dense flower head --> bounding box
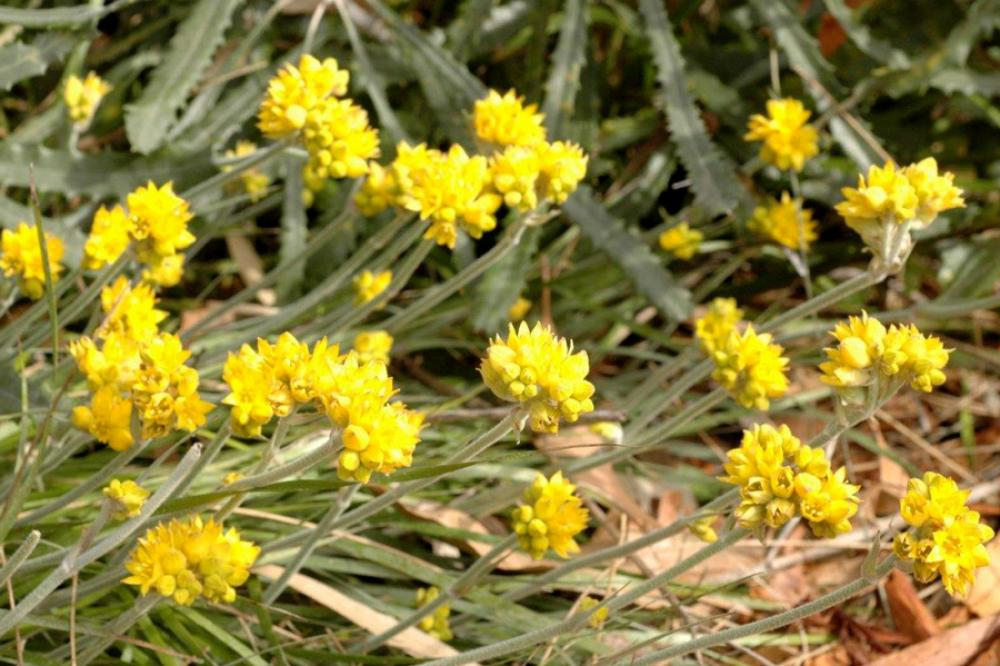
[224,141,271,202]
[131,333,213,439]
[103,479,149,520]
[902,157,965,226]
[836,161,917,230]
[301,97,379,189]
[473,89,546,148]
[658,222,703,260]
[142,253,185,288]
[124,515,260,606]
[352,269,392,305]
[535,140,588,204]
[84,205,132,270]
[721,424,859,537]
[72,384,134,451]
[353,330,393,364]
[127,181,195,262]
[893,472,994,597]
[480,322,595,433]
[488,145,540,212]
[710,325,789,410]
[257,55,349,139]
[694,297,744,355]
[64,71,111,125]
[1,222,65,300]
[688,515,718,543]
[354,162,398,217]
[98,277,166,343]
[336,399,424,483]
[416,587,453,641]
[70,331,143,392]
[512,472,589,559]
[744,98,819,172]
[749,192,818,251]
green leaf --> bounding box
[942,0,1000,65]
[0,0,134,28]
[124,0,243,154]
[471,226,540,333]
[938,238,1000,300]
[542,0,589,139]
[637,0,748,216]
[928,68,1000,97]
[278,153,308,300]
[822,0,909,69]
[563,186,691,321]
[173,73,269,154]
[607,148,677,221]
[0,34,77,93]
[447,0,494,62]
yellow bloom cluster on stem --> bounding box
[744,98,819,172]
[353,330,393,364]
[720,424,860,537]
[103,479,149,520]
[710,325,789,410]
[64,71,111,126]
[124,515,259,606]
[416,587,453,640]
[658,222,702,260]
[222,332,422,483]
[749,192,817,251]
[352,269,392,306]
[893,472,994,597]
[481,322,595,433]
[0,222,65,300]
[694,297,744,355]
[512,472,589,559]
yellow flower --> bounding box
[658,222,702,260]
[64,71,111,125]
[336,399,423,483]
[352,269,392,305]
[1,222,65,300]
[72,384,134,451]
[835,161,917,231]
[131,333,213,439]
[354,162,398,217]
[257,331,316,404]
[902,157,964,227]
[488,145,540,212]
[126,181,196,262]
[222,343,288,438]
[694,297,744,355]
[795,465,860,538]
[589,421,623,444]
[97,277,166,343]
[103,479,150,520]
[312,349,394,428]
[257,55,349,139]
[749,192,818,251]
[301,97,379,186]
[224,141,271,202]
[535,140,587,204]
[124,515,260,606]
[512,471,589,559]
[70,331,143,392]
[710,325,789,410]
[480,322,595,433]
[744,98,819,172]
[416,587,453,641]
[688,515,718,543]
[473,89,546,148]
[508,296,532,321]
[84,205,132,270]
[222,471,244,486]
[893,472,994,597]
[353,330,393,364]
[580,596,609,629]
[141,253,185,288]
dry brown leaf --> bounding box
[885,569,939,642]
[225,233,275,306]
[868,614,1000,666]
[255,564,475,662]
[968,540,1000,617]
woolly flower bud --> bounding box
[64,71,111,125]
[473,89,546,148]
[416,587,453,641]
[744,98,819,172]
[658,222,703,260]
[893,472,994,598]
[103,479,149,520]
[710,325,789,410]
[512,472,589,559]
[480,322,595,433]
[694,297,744,355]
[1,221,65,300]
[749,192,817,251]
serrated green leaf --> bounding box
[471,226,540,333]
[563,186,691,321]
[0,34,77,93]
[607,148,677,221]
[928,68,1000,97]
[173,72,270,154]
[942,0,1000,65]
[542,0,588,139]
[278,153,307,300]
[822,0,909,69]
[0,0,135,28]
[638,0,748,216]
[124,0,243,154]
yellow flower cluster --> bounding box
[710,326,789,410]
[720,424,859,537]
[103,479,149,520]
[819,313,950,403]
[473,89,546,147]
[416,587,453,641]
[83,181,196,288]
[64,71,111,125]
[658,222,703,260]
[352,269,392,306]
[749,192,818,251]
[694,297,744,355]
[123,515,260,606]
[131,333,214,439]
[512,472,589,559]
[744,98,819,172]
[893,472,994,597]
[222,332,422,483]
[353,330,393,364]
[835,159,964,270]
[481,322,595,433]
[224,141,271,202]
[688,515,719,544]
[257,55,378,205]
[0,222,65,300]
[579,596,609,629]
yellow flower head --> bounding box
[70,330,143,392]
[694,297,744,355]
[353,330,393,365]
[512,471,589,559]
[98,277,166,343]
[72,384,134,451]
[580,596,609,629]
[131,333,214,439]
[535,141,588,204]
[141,253,185,288]
[354,162,399,217]
[744,98,819,172]
[337,399,423,483]
[301,97,379,186]
[312,349,394,428]
[658,222,703,260]
[257,55,349,139]
[84,205,132,270]
[416,587,453,641]
[124,515,260,606]
[489,145,541,212]
[224,141,271,202]
[473,89,546,148]
[103,479,150,520]
[688,515,718,543]
[893,472,994,598]
[749,192,818,251]
[902,157,965,227]
[835,161,918,230]
[1,222,65,300]
[710,325,789,410]
[480,322,595,433]
[126,181,196,262]
[508,296,532,321]
[64,71,111,125]
[353,269,392,305]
